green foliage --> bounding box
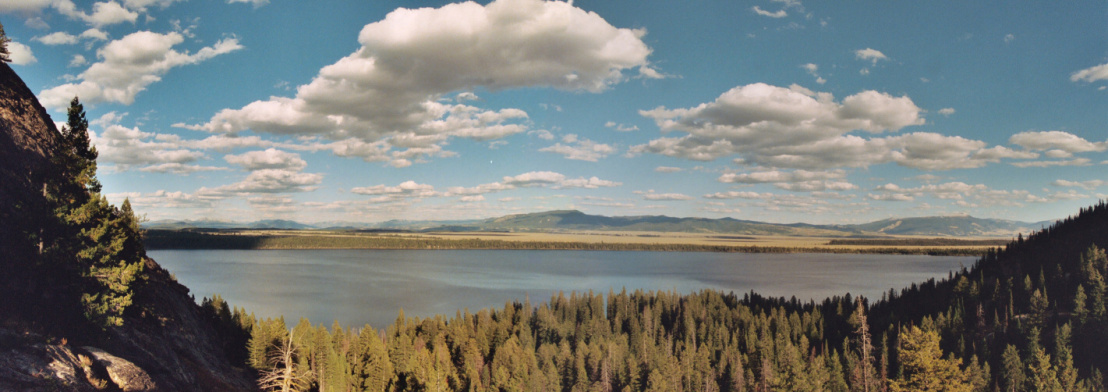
[0,21,10,63]
[39,97,144,330]
[888,326,971,391]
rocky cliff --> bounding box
[0,63,255,391]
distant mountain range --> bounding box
[143,210,1055,237]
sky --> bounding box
[2,0,1106,225]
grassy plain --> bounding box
[144,229,1010,256]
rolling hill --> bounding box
[143,210,1054,237]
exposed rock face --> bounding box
[0,63,255,390]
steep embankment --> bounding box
[0,63,253,390]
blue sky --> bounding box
[3,0,1106,225]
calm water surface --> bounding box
[149,250,974,328]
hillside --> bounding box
[849,214,1051,237]
[0,62,253,390]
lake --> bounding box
[148,249,975,328]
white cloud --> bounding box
[69,54,88,67]
[633,83,927,167]
[1011,158,1092,168]
[6,42,36,65]
[91,123,207,169]
[529,129,555,140]
[752,6,787,18]
[137,162,227,174]
[605,121,638,132]
[0,0,53,12]
[1004,34,1015,43]
[855,48,888,64]
[718,170,856,192]
[199,169,323,196]
[719,169,844,184]
[460,195,486,202]
[106,190,217,210]
[79,28,109,41]
[654,166,682,173]
[227,0,269,7]
[224,148,307,171]
[1053,179,1106,189]
[34,31,79,45]
[639,191,693,201]
[938,108,955,116]
[39,31,243,109]
[444,171,620,197]
[801,63,825,84]
[703,191,773,200]
[634,84,1039,171]
[180,0,656,165]
[556,176,621,189]
[1070,63,1108,83]
[539,134,615,161]
[352,180,439,198]
[1009,130,1107,153]
[867,193,914,202]
[121,0,182,11]
[53,1,139,27]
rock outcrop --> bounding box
[0,63,255,390]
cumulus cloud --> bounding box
[53,1,139,27]
[938,108,955,116]
[34,31,79,45]
[6,42,36,65]
[855,48,888,64]
[199,169,323,196]
[39,31,243,109]
[91,123,207,169]
[655,166,682,173]
[539,134,615,161]
[224,148,308,171]
[69,54,88,67]
[179,0,656,165]
[106,190,217,210]
[1009,131,1107,153]
[632,83,1035,171]
[1071,63,1108,83]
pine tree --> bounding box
[888,326,971,392]
[41,97,143,329]
[1000,345,1025,392]
[0,21,11,63]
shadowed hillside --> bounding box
[0,61,253,390]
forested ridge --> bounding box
[204,201,1108,391]
[1,44,252,389]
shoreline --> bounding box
[144,229,1000,256]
